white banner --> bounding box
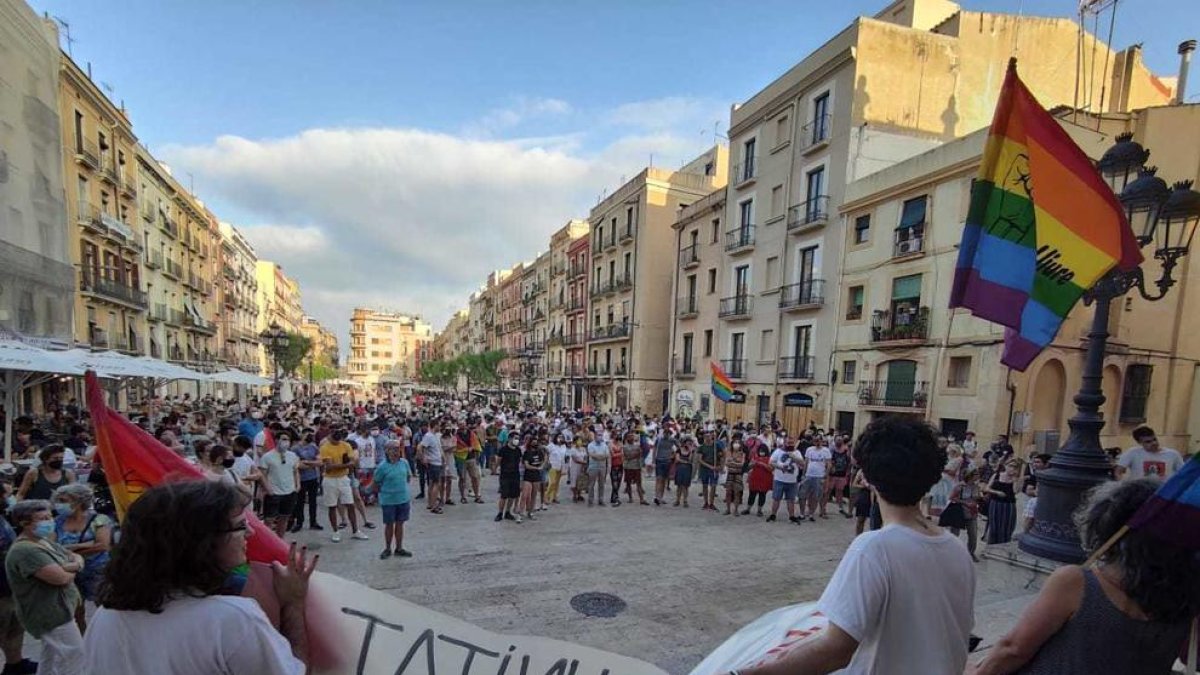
[301,572,669,675]
[687,603,827,675]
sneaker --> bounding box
[352,531,370,541]
[416,492,426,500]
[331,533,342,543]
[309,523,324,531]
[525,513,536,521]
[379,549,392,560]
[789,516,800,524]
[494,513,504,522]
[766,515,776,522]
[503,512,517,521]
[741,509,752,515]
[363,521,377,530]
[513,514,523,523]
[288,524,302,533]
[808,516,816,522]
[653,498,661,506]
[397,549,413,558]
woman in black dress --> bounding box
[984,459,1019,545]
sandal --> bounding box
[474,497,485,504]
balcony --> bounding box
[720,358,747,381]
[613,275,633,293]
[718,294,753,320]
[679,243,700,269]
[552,262,567,277]
[676,295,699,319]
[893,227,926,258]
[871,307,930,344]
[120,174,137,199]
[88,327,108,348]
[74,140,100,170]
[564,364,586,378]
[778,279,825,311]
[778,356,816,380]
[148,303,168,323]
[788,196,830,233]
[800,114,832,154]
[77,202,104,234]
[587,364,612,378]
[858,380,929,409]
[150,341,162,359]
[569,264,586,280]
[590,281,611,297]
[185,313,217,336]
[168,345,185,363]
[100,160,119,186]
[144,249,162,270]
[562,332,586,347]
[673,356,696,379]
[160,216,179,239]
[846,306,864,321]
[78,269,147,309]
[619,227,635,244]
[116,334,144,355]
[732,157,756,186]
[724,226,755,254]
[567,297,586,313]
[590,323,631,342]
[168,309,185,327]
[613,362,628,376]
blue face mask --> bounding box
[54,503,73,517]
[32,520,54,539]
[4,496,14,510]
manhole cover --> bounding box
[569,592,626,617]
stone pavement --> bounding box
[293,473,1044,674]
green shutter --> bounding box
[891,274,922,300]
[899,197,926,229]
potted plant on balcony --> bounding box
[912,389,928,408]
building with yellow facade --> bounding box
[346,308,433,389]
[217,222,260,372]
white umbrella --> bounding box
[0,340,86,460]
[205,368,271,386]
[131,357,206,381]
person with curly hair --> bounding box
[966,478,1200,674]
[83,481,317,675]
[733,415,974,675]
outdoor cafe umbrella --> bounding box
[0,340,86,461]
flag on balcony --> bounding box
[83,371,346,669]
[711,361,734,402]
[1127,454,1200,550]
[949,59,1142,371]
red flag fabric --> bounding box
[84,371,346,669]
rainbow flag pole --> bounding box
[949,58,1142,371]
[710,361,734,403]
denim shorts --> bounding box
[655,460,672,479]
[699,466,720,486]
[381,502,411,524]
[772,480,798,502]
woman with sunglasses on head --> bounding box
[84,481,317,675]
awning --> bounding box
[205,368,270,386]
[0,340,86,375]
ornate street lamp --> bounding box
[259,322,290,402]
[1022,135,1200,563]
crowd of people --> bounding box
[0,390,1193,674]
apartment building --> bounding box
[668,187,727,420]
[300,315,339,368]
[255,261,302,374]
[432,309,470,365]
[519,252,550,397]
[346,308,433,388]
[217,222,260,372]
[585,145,727,414]
[58,53,146,354]
[706,0,1176,429]
[559,235,591,409]
[545,220,590,410]
[831,102,1200,454]
[0,0,72,346]
[468,270,508,356]
[496,263,524,386]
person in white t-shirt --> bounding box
[259,432,301,538]
[1115,426,1184,481]
[800,436,832,522]
[766,444,805,525]
[733,416,974,675]
[84,480,314,675]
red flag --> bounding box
[85,371,347,669]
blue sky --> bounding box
[27,0,1198,344]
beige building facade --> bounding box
[545,220,590,410]
[216,222,260,373]
[831,102,1200,455]
[255,261,302,375]
[701,0,1176,431]
[346,308,433,389]
[585,146,727,414]
[300,315,339,368]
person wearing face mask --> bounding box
[651,428,678,506]
[51,484,111,634]
[5,499,86,675]
[16,446,75,502]
[0,484,36,675]
[495,435,523,523]
[259,433,301,539]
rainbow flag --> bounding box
[1128,455,1200,549]
[949,60,1142,371]
[711,361,734,402]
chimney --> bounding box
[1178,40,1197,105]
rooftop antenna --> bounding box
[100,82,114,96]
[53,16,74,57]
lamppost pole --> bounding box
[1021,134,1200,563]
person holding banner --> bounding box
[967,479,1200,674]
[85,481,316,675]
[733,416,973,675]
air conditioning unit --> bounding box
[1033,430,1061,455]
[897,238,923,254]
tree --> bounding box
[418,359,459,389]
[275,332,313,377]
[455,350,505,399]
[308,362,339,381]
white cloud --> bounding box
[464,96,574,138]
[160,96,724,345]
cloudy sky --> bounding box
[29,0,1194,354]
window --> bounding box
[733,265,750,295]
[797,246,817,284]
[711,218,720,243]
[707,268,717,294]
[73,111,83,151]
[947,356,971,388]
[759,329,774,359]
[842,360,857,384]
[1120,365,1153,423]
[682,333,694,364]
[806,166,825,201]
[371,337,381,344]
[811,92,830,144]
[686,274,697,299]
[770,185,784,218]
[623,252,632,278]
[741,138,756,181]
[625,206,634,232]
[775,114,790,147]
[730,332,745,361]
[847,285,865,320]
[371,351,379,358]
[703,329,713,357]
[896,196,927,255]
[890,274,923,322]
[791,325,812,360]
[595,225,603,248]
[766,256,781,288]
[854,214,871,244]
